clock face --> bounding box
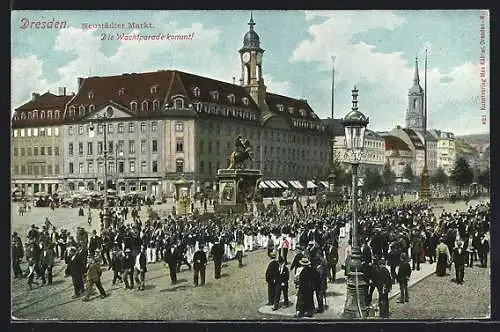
[242,52,250,63]
[256,53,262,64]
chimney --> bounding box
[31,92,40,101]
[77,77,84,91]
[58,87,67,96]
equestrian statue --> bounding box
[227,135,253,169]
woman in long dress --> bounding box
[435,238,450,276]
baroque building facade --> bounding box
[11,15,330,197]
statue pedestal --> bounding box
[215,169,262,215]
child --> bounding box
[27,258,39,290]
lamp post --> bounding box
[342,86,369,319]
[89,107,114,228]
[115,143,124,195]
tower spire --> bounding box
[413,56,420,84]
[249,11,255,30]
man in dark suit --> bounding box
[396,253,411,303]
[164,244,178,285]
[290,246,305,274]
[134,246,147,291]
[327,241,339,283]
[410,232,423,271]
[88,230,102,258]
[361,238,372,266]
[265,253,279,306]
[122,248,135,289]
[478,234,490,268]
[66,247,85,298]
[453,241,466,284]
[193,244,207,287]
[273,256,290,310]
[11,233,24,278]
[210,238,224,279]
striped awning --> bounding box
[265,181,278,188]
[289,180,304,189]
[306,180,317,189]
[258,181,269,189]
[320,181,329,187]
[277,180,289,188]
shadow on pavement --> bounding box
[220,273,229,278]
[143,284,157,290]
[159,285,189,292]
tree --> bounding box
[363,168,383,193]
[450,157,474,193]
[382,162,396,189]
[403,164,415,183]
[430,167,448,186]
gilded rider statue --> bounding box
[227,135,253,169]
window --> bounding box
[78,143,83,155]
[152,161,158,172]
[175,121,184,132]
[211,91,219,101]
[47,147,52,156]
[242,97,249,106]
[228,94,235,103]
[27,128,32,136]
[129,161,136,172]
[130,101,137,111]
[47,127,52,136]
[54,127,59,136]
[193,86,200,97]
[78,125,84,135]
[69,162,74,174]
[174,98,184,109]
[97,141,103,154]
[141,140,146,153]
[98,162,103,173]
[21,113,26,120]
[107,123,114,133]
[176,159,184,173]
[88,91,94,99]
[118,123,124,133]
[176,139,184,153]
[87,142,93,155]
[39,128,46,136]
[34,146,39,156]
[200,140,204,153]
[118,140,124,153]
[68,143,73,156]
[13,147,18,156]
[141,161,147,173]
[54,164,60,174]
[129,122,135,133]
[68,126,74,136]
[151,121,157,132]
[108,141,114,154]
[21,165,26,175]
[87,161,93,173]
[208,142,212,153]
[208,161,212,174]
[199,161,204,174]
[141,101,149,111]
[34,165,39,175]
[20,147,25,156]
[140,122,146,132]
[79,105,85,116]
[108,161,115,173]
[13,129,18,137]
[118,161,124,173]
[216,141,220,154]
[33,110,38,119]
[150,85,158,94]
[98,124,104,134]
[152,140,158,152]
[78,163,83,174]
[55,110,60,118]
[89,104,95,112]
[153,100,160,111]
[14,165,19,175]
[119,88,125,96]
[129,140,135,154]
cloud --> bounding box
[11,55,48,109]
[265,75,291,96]
[289,11,488,134]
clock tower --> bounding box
[405,57,424,131]
[239,13,267,107]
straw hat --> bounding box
[299,257,311,266]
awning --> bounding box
[288,181,300,189]
[277,180,289,188]
[264,181,277,188]
[259,182,269,189]
[320,181,329,187]
[306,180,317,189]
[271,180,283,189]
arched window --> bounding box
[69,105,76,116]
[78,105,85,116]
[193,86,200,97]
[21,112,26,120]
[242,97,249,106]
[28,112,32,119]
[141,100,149,111]
[118,88,125,96]
[47,110,53,119]
[210,91,219,101]
[130,101,138,111]
[150,85,158,94]
[227,94,235,104]
[88,91,94,99]
[89,104,95,112]
[174,98,184,110]
[33,110,38,119]
[152,99,160,111]
[40,110,45,119]
[277,104,284,112]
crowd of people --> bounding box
[11,196,490,319]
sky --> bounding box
[11,10,490,136]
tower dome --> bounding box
[242,13,260,49]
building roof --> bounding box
[266,93,325,132]
[12,92,72,128]
[366,129,384,141]
[384,135,411,151]
[402,128,425,150]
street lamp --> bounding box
[89,106,114,228]
[342,86,369,319]
[115,143,124,195]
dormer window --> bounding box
[299,109,306,117]
[242,97,249,106]
[193,87,201,97]
[47,110,53,119]
[79,105,85,116]
[89,104,95,112]
[118,88,125,96]
[40,111,45,119]
[153,99,160,111]
[141,100,149,111]
[210,91,219,102]
[277,104,284,112]
[174,98,184,110]
[288,107,294,114]
[32,110,38,119]
[21,112,26,120]
[130,101,138,111]
[69,105,76,114]
[150,85,158,94]
[28,112,32,119]
[88,91,94,99]
[227,94,236,104]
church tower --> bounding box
[239,13,267,107]
[405,57,424,131]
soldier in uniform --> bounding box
[210,238,224,279]
[193,244,207,287]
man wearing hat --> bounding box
[294,257,314,318]
[290,245,306,274]
[12,232,24,279]
[265,252,279,306]
[375,258,392,318]
[28,224,40,243]
[122,248,135,289]
[82,256,107,301]
[133,246,147,291]
[396,253,411,303]
[273,256,290,310]
[193,244,207,287]
[40,243,56,285]
[66,246,85,298]
[453,240,466,284]
[109,242,124,285]
[478,233,490,268]
[210,238,224,279]
[164,244,179,285]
